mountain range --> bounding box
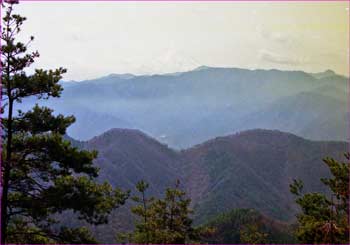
[66,128,348,243]
[18,65,348,242]
[22,66,348,149]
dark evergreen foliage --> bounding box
[290,153,349,244]
[119,180,198,244]
[0,2,128,243]
[198,208,296,244]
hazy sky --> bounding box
[10,1,350,81]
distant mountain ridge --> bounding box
[22,66,348,148]
[65,128,348,242]
[61,67,344,84]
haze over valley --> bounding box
[3,1,349,243]
[39,66,348,242]
[21,66,348,149]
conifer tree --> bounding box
[290,153,349,244]
[121,180,197,244]
[0,1,128,243]
[240,223,268,244]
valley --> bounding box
[66,128,348,243]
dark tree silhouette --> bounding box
[0,1,128,243]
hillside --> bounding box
[237,92,347,141]
[182,129,347,224]
[63,128,185,242]
[64,128,348,242]
[21,66,348,148]
[85,128,183,195]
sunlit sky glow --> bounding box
[8,1,350,80]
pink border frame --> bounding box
[0,0,349,244]
[8,0,350,1]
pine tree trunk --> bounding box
[1,11,14,241]
[1,96,13,245]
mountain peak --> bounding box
[106,73,135,79]
[310,69,336,79]
[321,69,336,77]
[192,129,305,150]
[86,128,177,153]
[324,69,335,74]
[97,127,145,137]
[193,65,212,71]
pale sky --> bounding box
[8,1,350,81]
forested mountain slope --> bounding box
[65,128,348,242]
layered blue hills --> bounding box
[21,66,348,148]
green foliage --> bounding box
[0,1,128,243]
[56,227,99,244]
[199,208,296,244]
[240,223,268,244]
[290,153,349,244]
[290,179,303,196]
[129,180,154,243]
[120,180,198,244]
[7,218,98,244]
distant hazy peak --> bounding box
[193,128,305,147]
[86,127,167,145]
[310,69,336,79]
[232,128,298,137]
[324,69,336,74]
[65,66,344,83]
[105,73,136,79]
[94,127,145,138]
[193,65,212,71]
